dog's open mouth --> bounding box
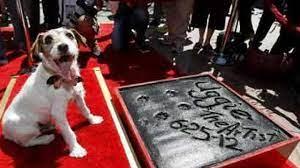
[46,54,81,88]
[53,54,75,80]
[55,54,75,64]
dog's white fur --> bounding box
[1,27,103,158]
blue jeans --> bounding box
[112,3,149,50]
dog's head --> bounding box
[31,28,87,86]
[32,27,86,63]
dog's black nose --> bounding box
[58,43,69,53]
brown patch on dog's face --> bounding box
[70,28,87,47]
[31,28,84,81]
[31,33,44,57]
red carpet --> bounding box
[224,150,296,168]
[0,24,297,168]
[0,70,131,168]
[0,25,135,168]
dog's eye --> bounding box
[45,36,53,44]
[65,32,74,40]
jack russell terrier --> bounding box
[1,27,103,158]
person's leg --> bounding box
[191,0,209,48]
[112,3,131,51]
[162,1,177,44]
[42,0,60,29]
[131,7,149,46]
[270,29,290,54]
[239,0,255,38]
[5,0,25,49]
[251,8,275,48]
[198,28,206,46]
[203,0,227,48]
[203,15,215,50]
[151,2,163,26]
[112,17,129,50]
[174,0,194,44]
[172,0,194,53]
[23,0,40,40]
[203,28,215,47]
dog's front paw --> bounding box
[89,115,104,125]
[69,144,87,158]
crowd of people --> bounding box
[0,0,299,84]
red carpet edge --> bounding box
[93,67,140,168]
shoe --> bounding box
[160,37,173,46]
[137,43,151,54]
[242,32,255,41]
[193,42,203,51]
[249,40,262,49]
[202,44,213,52]
[171,43,183,54]
[92,44,103,58]
[0,57,8,65]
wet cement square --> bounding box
[119,75,291,168]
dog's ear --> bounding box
[70,29,87,47]
[31,33,44,56]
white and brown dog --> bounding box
[1,27,103,158]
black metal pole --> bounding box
[220,0,239,53]
[213,0,240,65]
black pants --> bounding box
[42,0,60,29]
[271,29,300,55]
[191,0,230,30]
[112,3,149,50]
[6,0,40,42]
[251,0,285,47]
[239,0,256,36]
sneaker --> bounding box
[0,57,8,65]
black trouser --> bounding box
[271,29,300,55]
[239,0,256,36]
[6,0,40,42]
[191,0,230,30]
[42,0,60,29]
[112,3,149,50]
[251,0,285,47]
[251,9,275,47]
[153,2,163,22]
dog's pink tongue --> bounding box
[59,62,73,81]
